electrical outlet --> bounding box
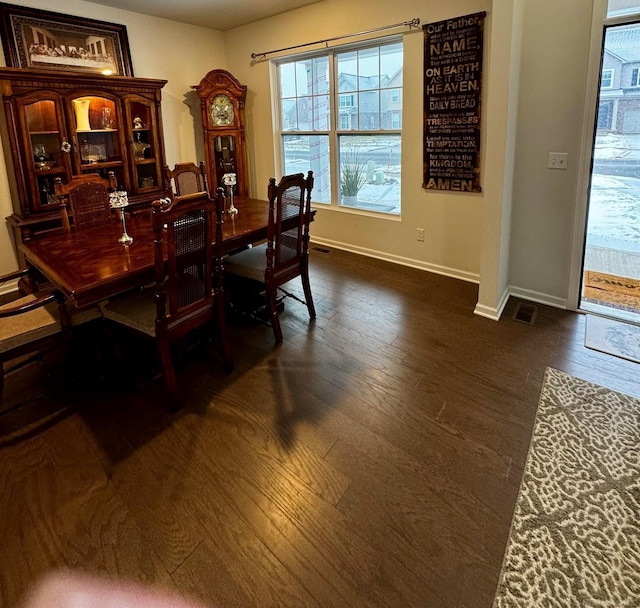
[417,228,425,242]
[548,152,568,169]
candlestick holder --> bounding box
[222,172,238,216]
[109,190,133,244]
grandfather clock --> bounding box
[194,69,248,197]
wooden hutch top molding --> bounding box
[0,67,167,94]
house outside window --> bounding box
[275,38,403,214]
[597,100,615,129]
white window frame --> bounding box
[339,94,355,107]
[339,113,351,129]
[601,67,614,87]
[272,36,403,216]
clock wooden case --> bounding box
[194,69,248,197]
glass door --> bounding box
[581,17,640,323]
[69,94,125,188]
[123,96,162,194]
[21,95,70,211]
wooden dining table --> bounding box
[20,196,308,310]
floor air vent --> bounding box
[513,302,538,325]
[311,246,332,254]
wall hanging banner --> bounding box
[423,12,485,192]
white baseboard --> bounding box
[309,237,480,284]
[508,286,569,310]
[474,287,511,321]
[309,239,571,320]
[0,279,19,297]
[474,287,568,320]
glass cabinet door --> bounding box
[22,95,70,211]
[123,96,161,194]
[69,94,125,188]
[1,68,167,234]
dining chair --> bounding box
[52,172,120,323]
[165,162,209,197]
[224,171,315,343]
[0,268,69,403]
[54,172,118,232]
[100,188,232,408]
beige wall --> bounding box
[0,0,602,318]
[222,0,597,316]
[224,0,489,289]
[510,0,594,306]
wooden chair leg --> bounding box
[156,339,179,408]
[215,295,233,371]
[266,286,283,343]
[301,268,316,319]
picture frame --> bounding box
[0,2,133,76]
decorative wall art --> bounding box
[0,2,133,76]
[423,12,485,192]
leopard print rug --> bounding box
[492,367,640,607]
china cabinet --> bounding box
[0,67,167,257]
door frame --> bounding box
[569,0,640,310]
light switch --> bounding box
[548,152,568,169]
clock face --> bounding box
[211,94,234,126]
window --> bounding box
[276,39,403,215]
[339,114,351,129]
[608,0,640,17]
[597,100,614,129]
[632,67,640,86]
[601,68,614,88]
[339,94,355,107]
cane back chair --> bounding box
[224,171,315,343]
[54,172,117,232]
[100,188,232,407]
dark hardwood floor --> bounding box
[1,247,638,608]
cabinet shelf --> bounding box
[77,128,118,134]
[80,160,123,170]
[34,165,64,175]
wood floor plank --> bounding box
[171,540,258,608]
[2,248,638,608]
[134,408,382,607]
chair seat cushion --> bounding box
[101,289,156,336]
[0,295,61,353]
[69,304,103,326]
[224,243,267,282]
[101,273,209,337]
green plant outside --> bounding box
[340,149,368,197]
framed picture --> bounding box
[0,2,133,76]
